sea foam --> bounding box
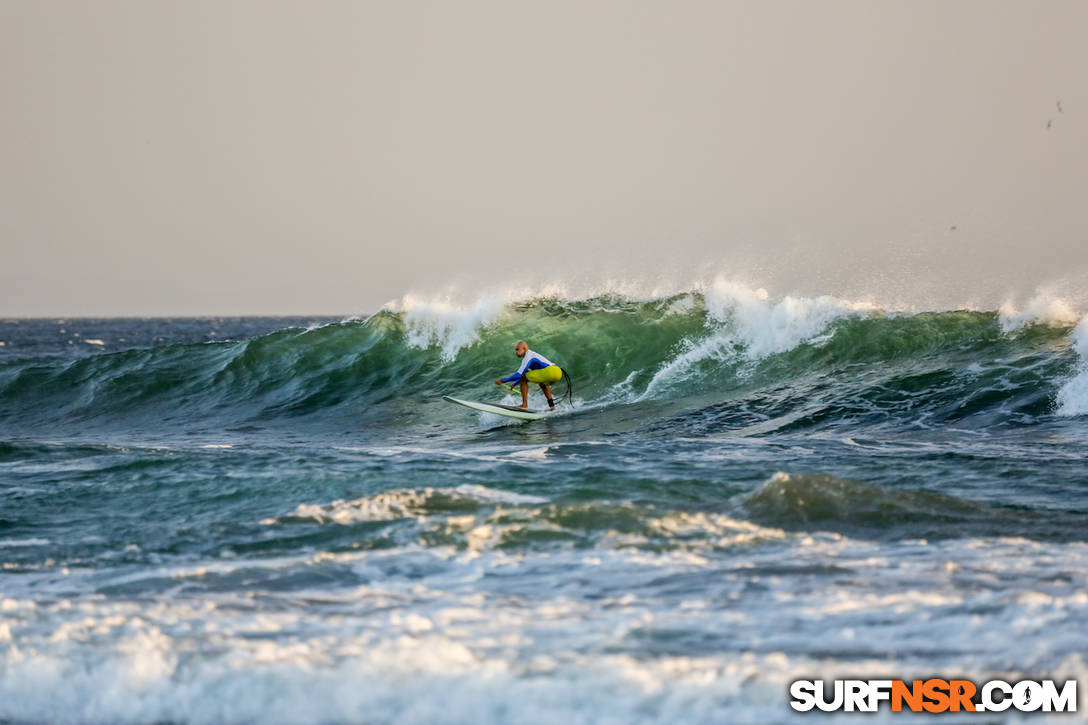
[1057,315,1088,417]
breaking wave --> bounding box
[0,283,1082,434]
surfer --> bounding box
[495,341,563,411]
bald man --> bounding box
[495,341,563,411]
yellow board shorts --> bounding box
[524,365,563,385]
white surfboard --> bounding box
[443,396,547,421]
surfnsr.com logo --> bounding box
[790,679,1077,713]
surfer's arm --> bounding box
[500,356,532,384]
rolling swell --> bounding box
[0,290,1082,435]
[249,472,1088,556]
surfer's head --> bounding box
[515,341,527,357]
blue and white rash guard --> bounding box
[500,349,556,384]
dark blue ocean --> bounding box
[2,285,1087,723]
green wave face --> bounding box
[0,293,1081,436]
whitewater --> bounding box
[2,280,1087,723]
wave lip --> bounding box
[704,280,874,359]
[385,293,509,362]
[998,290,1081,333]
[636,281,874,400]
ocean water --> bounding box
[2,282,1087,723]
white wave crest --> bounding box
[384,293,509,362]
[639,280,872,399]
[998,290,1080,333]
[265,485,546,526]
[1056,315,1088,417]
[704,280,873,358]
[0,538,51,548]
[649,512,787,549]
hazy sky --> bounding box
[2,0,1086,316]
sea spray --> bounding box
[998,290,1081,333]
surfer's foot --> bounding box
[514,405,530,411]
[547,398,556,409]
